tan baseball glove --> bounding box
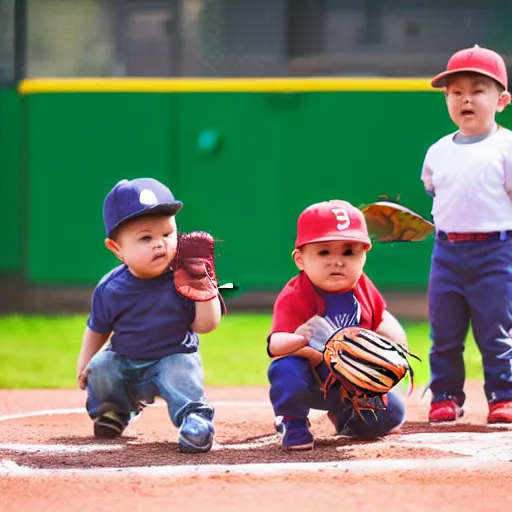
[360,198,434,243]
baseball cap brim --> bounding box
[431,68,506,89]
[108,201,183,237]
[299,234,372,249]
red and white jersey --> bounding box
[270,271,386,337]
[421,125,512,233]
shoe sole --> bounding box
[94,423,123,438]
[429,410,464,423]
[282,442,314,451]
[488,416,512,424]
[93,416,125,438]
[178,440,213,454]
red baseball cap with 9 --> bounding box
[295,200,371,249]
[431,45,508,90]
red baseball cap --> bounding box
[295,200,371,249]
[431,45,508,90]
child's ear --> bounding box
[105,238,123,261]
[293,249,304,271]
[498,90,511,112]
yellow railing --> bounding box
[18,77,437,94]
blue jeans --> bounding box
[86,350,214,427]
[428,237,512,405]
[268,356,405,438]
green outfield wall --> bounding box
[0,89,22,274]
[11,78,512,292]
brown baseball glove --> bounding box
[321,326,420,418]
[174,231,219,302]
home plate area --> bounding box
[0,384,511,474]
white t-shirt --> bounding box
[421,126,512,233]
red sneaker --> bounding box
[429,399,463,422]
[488,401,512,424]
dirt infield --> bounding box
[1,382,511,512]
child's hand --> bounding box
[300,315,336,352]
[77,367,89,390]
[76,328,110,390]
[305,348,324,367]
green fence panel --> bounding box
[25,93,179,284]
[23,90,512,291]
[176,91,455,291]
[0,89,22,274]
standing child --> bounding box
[76,177,223,453]
[422,45,512,423]
[267,200,408,450]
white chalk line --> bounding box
[0,400,313,458]
[0,402,325,424]
[0,456,505,478]
[0,436,281,455]
[395,431,512,462]
[2,431,511,458]
[0,408,87,422]
[2,430,511,477]
[1,401,510,477]
[0,401,278,423]
[0,443,124,454]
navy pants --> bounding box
[268,356,405,438]
[428,237,512,405]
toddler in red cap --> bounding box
[422,45,512,424]
[267,200,408,450]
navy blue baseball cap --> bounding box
[103,178,183,237]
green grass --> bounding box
[0,314,484,389]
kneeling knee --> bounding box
[86,351,123,388]
[88,350,117,371]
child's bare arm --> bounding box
[77,327,110,390]
[268,332,309,356]
[269,322,324,366]
[376,310,408,348]
[191,297,222,333]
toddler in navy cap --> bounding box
[76,178,221,453]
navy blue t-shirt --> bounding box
[87,265,198,361]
